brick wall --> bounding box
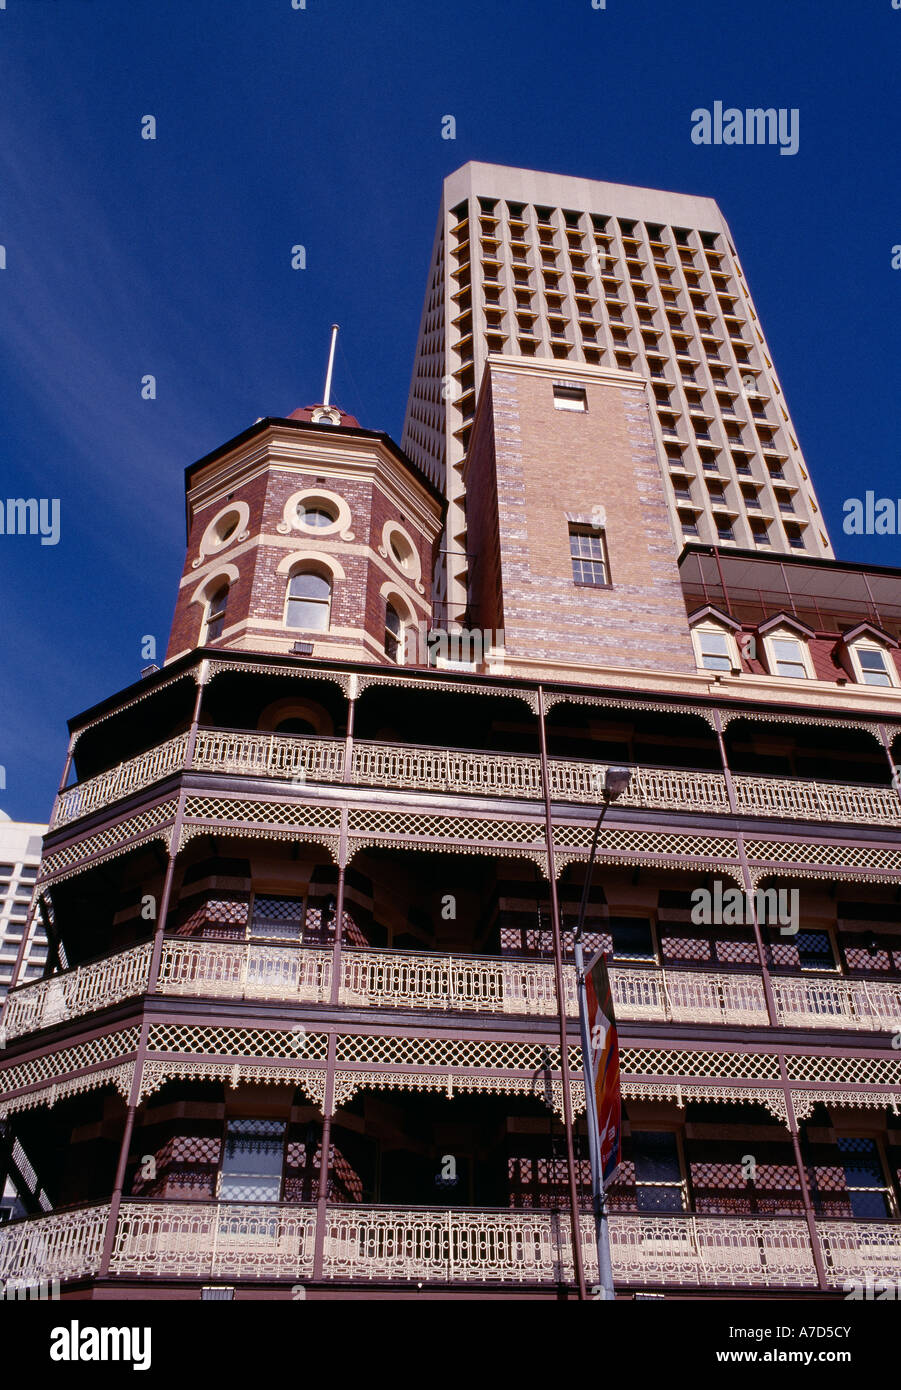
[466,365,697,675]
[165,428,442,663]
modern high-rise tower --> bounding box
[403,162,833,623]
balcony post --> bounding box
[734,836,779,1028]
[877,723,900,805]
[341,676,357,785]
[146,671,206,993]
[778,1053,829,1291]
[312,1033,337,1281]
[98,1018,151,1278]
[537,685,588,1300]
[711,710,738,815]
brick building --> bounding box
[1,169,901,1300]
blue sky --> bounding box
[1,0,899,822]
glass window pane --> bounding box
[633,1131,681,1184]
[289,572,331,600]
[287,599,329,631]
[609,918,654,961]
[220,1119,286,1202]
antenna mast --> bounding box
[322,324,339,407]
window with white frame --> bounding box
[769,636,808,679]
[691,623,738,673]
[286,570,331,631]
[851,643,895,687]
[205,583,229,641]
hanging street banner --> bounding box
[586,951,622,1187]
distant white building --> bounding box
[0,815,47,1001]
[0,815,46,1224]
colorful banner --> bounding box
[586,952,622,1187]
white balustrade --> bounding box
[0,1202,876,1290]
[49,727,901,830]
[192,729,344,782]
[2,943,152,1040]
[0,1204,109,1286]
[611,1214,816,1287]
[158,940,331,1004]
[609,966,769,1026]
[772,975,901,1031]
[733,774,901,826]
[817,1221,901,1285]
[52,735,189,828]
[111,1201,317,1279]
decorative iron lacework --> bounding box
[347,835,548,875]
[0,1027,139,1099]
[620,1046,781,1080]
[183,795,341,829]
[0,1064,135,1118]
[791,1089,901,1121]
[332,1069,570,1116]
[745,839,901,875]
[138,1059,327,1107]
[146,1023,328,1060]
[541,690,719,730]
[179,824,340,861]
[554,823,741,865]
[206,660,352,698]
[70,668,202,742]
[334,1033,566,1070]
[718,708,885,742]
[346,808,544,845]
[785,1053,901,1085]
[354,671,539,714]
[38,801,178,884]
[554,850,744,885]
[621,1080,788,1124]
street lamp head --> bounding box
[604,766,632,802]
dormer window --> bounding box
[696,629,732,671]
[689,610,741,673]
[855,647,893,686]
[759,616,816,681]
[833,625,899,689]
[770,637,807,679]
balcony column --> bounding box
[711,710,738,814]
[714,710,780,1027]
[778,1054,829,1291]
[341,675,357,786]
[311,1033,337,1282]
[147,671,207,993]
[98,1018,151,1278]
[537,685,588,1300]
[48,728,79,828]
[877,723,900,804]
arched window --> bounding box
[385,602,403,662]
[286,570,331,631]
[205,583,229,641]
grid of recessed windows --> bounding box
[569,525,608,586]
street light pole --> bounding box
[573,767,632,1301]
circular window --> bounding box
[297,501,337,529]
[216,513,239,543]
[390,535,413,571]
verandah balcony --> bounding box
[5,938,901,1042]
[0,1198,896,1291]
[49,727,901,830]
